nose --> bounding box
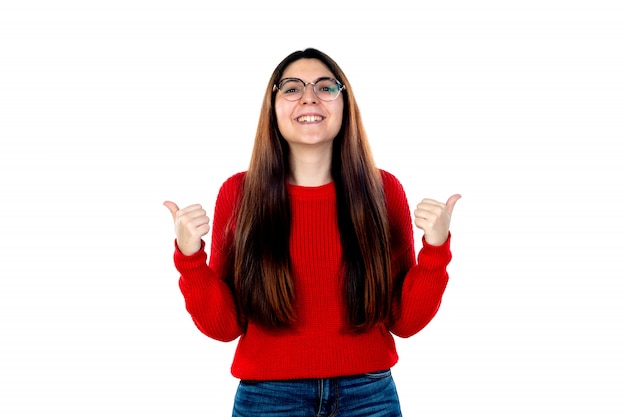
[300,83,318,104]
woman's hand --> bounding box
[163,201,210,256]
[414,194,461,246]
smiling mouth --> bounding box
[296,115,324,123]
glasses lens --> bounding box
[278,79,304,101]
[314,78,341,101]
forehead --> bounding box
[282,58,335,80]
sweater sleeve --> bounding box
[381,170,452,338]
[174,173,245,342]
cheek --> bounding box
[330,102,344,130]
[275,99,295,118]
[275,103,293,131]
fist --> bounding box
[163,201,210,256]
[414,194,461,246]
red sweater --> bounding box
[173,170,452,380]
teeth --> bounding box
[297,115,323,123]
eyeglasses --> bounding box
[273,77,345,101]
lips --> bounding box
[296,115,324,123]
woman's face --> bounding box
[274,58,344,150]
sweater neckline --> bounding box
[286,181,335,199]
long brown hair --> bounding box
[226,48,392,332]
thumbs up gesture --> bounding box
[414,194,461,246]
[163,201,210,256]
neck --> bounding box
[287,144,333,186]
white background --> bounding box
[1,0,625,415]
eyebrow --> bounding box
[278,76,335,83]
[280,75,336,83]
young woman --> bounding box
[164,48,460,416]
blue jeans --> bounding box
[232,369,402,416]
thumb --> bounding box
[163,201,180,222]
[445,194,462,215]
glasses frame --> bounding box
[272,77,345,102]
